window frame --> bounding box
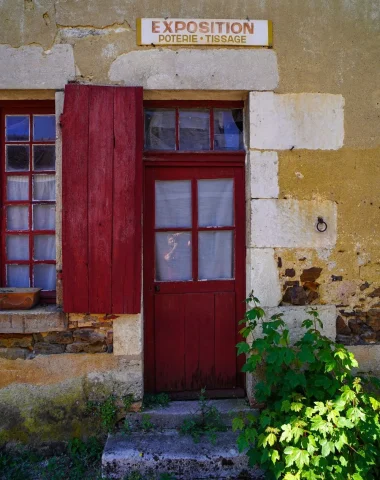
[0,101,56,303]
[144,100,245,161]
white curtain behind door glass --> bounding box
[7,206,29,231]
[6,235,29,260]
[155,180,192,228]
[7,176,29,201]
[198,179,233,227]
[198,231,233,280]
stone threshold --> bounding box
[0,305,67,334]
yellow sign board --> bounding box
[137,19,273,47]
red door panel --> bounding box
[144,165,245,396]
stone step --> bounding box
[102,430,264,479]
[125,399,253,431]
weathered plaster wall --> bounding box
[1,0,379,145]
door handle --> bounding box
[154,285,160,292]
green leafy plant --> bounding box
[122,394,135,412]
[141,414,155,431]
[86,396,118,433]
[143,393,171,409]
[180,388,227,444]
[234,292,380,480]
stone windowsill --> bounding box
[0,305,67,334]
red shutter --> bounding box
[61,85,143,314]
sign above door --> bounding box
[137,19,272,47]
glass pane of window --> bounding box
[33,115,56,141]
[214,109,244,150]
[6,235,29,260]
[7,265,30,288]
[7,176,29,201]
[33,205,55,230]
[179,110,210,151]
[198,179,234,227]
[33,145,56,171]
[7,206,29,231]
[6,116,29,141]
[198,231,233,280]
[34,235,56,260]
[33,175,55,200]
[6,145,29,171]
[34,264,56,290]
[145,109,176,150]
[155,232,192,281]
[155,180,191,228]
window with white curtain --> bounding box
[2,108,56,301]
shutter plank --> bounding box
[112,87,143,313]
[88,87,114,313]
[62,84,90,312]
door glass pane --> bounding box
[7,206,29,231]
[6,145,29,171]
[6,116,29,141]
[7,265,30,288]
[198,231,233,280]
[6,235,29,260]
[214,109,244,150]
[7,176,29,200]
[33,145,56,171]
[33,115,56,141]
[34,235,56,260]
[33,205,55,230]
[198,179,234,227]
[145,109,176,150]
[33,175,56,200]
[179,110,210,151]
[155,232,192,281]
[34,264,56,290]
[155,180,191,228]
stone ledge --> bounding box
[0,305,67,334]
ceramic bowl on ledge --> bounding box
[0,288,42,310]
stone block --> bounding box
[0,335,33,348]
[43,331,73,344]
[0,306,68,334]
[348,345,380,374]
[109,49,278,91]
[0,45,75,89]
[246,248,282,307]
[66,342,107,354]
[0,348,28,360]
[250,199,337,248]
[249,92,345,150]
[255,305,337,343]
[113,315,142,356]
[73,329,106,344]
[248,151,279,199]
[33,343,66,355]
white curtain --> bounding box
[198,231,233,280]
[33,175,55,201]
[7,265,29,288]
[34,264,56,290]
[33,205,55,230]
[155,180,191,228]
[34,235,56,260]
[155,232,192,281]
[145,109,176,150]
[7,176,29,200]
[198,179,233,227]
[7,206,29,231]
[6,235,29,260]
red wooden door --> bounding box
[144,165,245,396]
